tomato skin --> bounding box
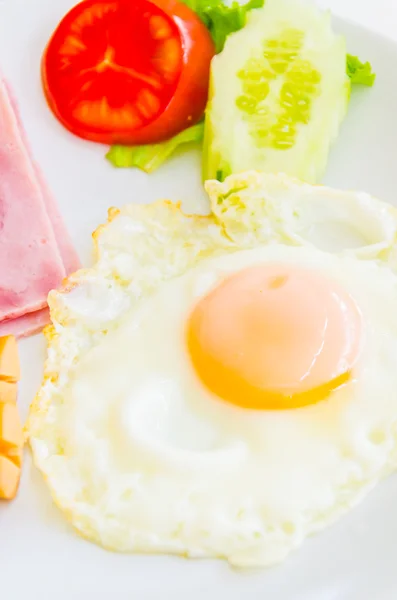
[42,0,215,145]
[129,0,215,144]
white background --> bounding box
[321,0,397,39]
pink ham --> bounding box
[0,308,49,338]
[0,74,80,336]
[5,81,80,276]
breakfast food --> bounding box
[0,74,80,337]
[0,309,50,339]
[0,336,23,500]
[42,0,215,145]
[106,122,204,172]
[203,0,350,182]
[42,0,374,176]
[28,172,397,566]
[0,381,17,405]
[0,336,20,381]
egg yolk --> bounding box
[186,265,362,410]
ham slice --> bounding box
[5,81,80,276]
[0,74,80,336]
[0,308,49,338]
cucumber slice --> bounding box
[203,0,350,182]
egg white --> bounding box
[28,172,397,567]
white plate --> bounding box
[1,1,397,599]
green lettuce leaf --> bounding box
[346,54,376,86]
[182,0,264,53]
[106,123,204,173]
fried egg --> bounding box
[28,172,397,567]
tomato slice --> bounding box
[42,0,215,145]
